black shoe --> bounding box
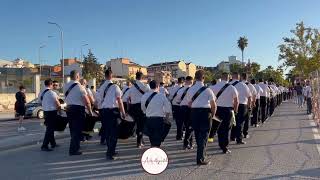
[106,155,119,160]
[100,141,107,145]
[243,135,250,139]
[69,152,82,156]
[183,145,188,150]
[236,141,246,145]
[197,160,211,166]
[222,149,231,154]
[230,138,236,141]
[41,147,53,152]
[51,144,60,148]
[137,143,145,148]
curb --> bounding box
[0,133,70,152]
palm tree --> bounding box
[237,36,248,66]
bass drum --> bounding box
[118,115,136,140]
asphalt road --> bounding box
[0,101,319,180]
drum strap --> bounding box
[145,92,157,109]
[132,81,145,95]
[191,86,207,103]
[216,83,230,100]
[171,86,184,102]
[40,89,50,101]
[65,83,78,97]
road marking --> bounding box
[309,119,320,156]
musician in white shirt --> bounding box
[39,79,61,152]
[169,77,185,140]
[175,76,194,150]
[185,70,216,165]
[96,69,126,160]
[127,72,150,148]
[229,72,251,144]
[251,79,263,127]
[64,70,92,156]
[258,79,270,123]
[209,72,238,154]
[141,80,172,147]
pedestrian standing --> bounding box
[186,70,217,165]
[169,77,185,140]
[304,80,312,114]
[96,69,126,160]
[295,83,304,108]
[229,72,251,144]
[64,70,93,156]
[141,80,172,147]
[39,79,61,152]
[15,85,27,131]
[127,72,150,148]
[175,76,194,149]
[210,72,239,154]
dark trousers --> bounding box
[173,105,183,139]
[99,109,106,143]
[67,105,85,154]
[102,108,120,156]
[252,99,260,125]
[146,117,164,147]
[42,110,57,148]
[260,96,267,123]
[123,102,128,112]
[191,108,212,163]
[128,103,145,145]
[181,106,193,147]
[307,97,312,114]
[243,108,251,136]
[231,104,248,142]
[269,97,275,116]
[216,107,233,151]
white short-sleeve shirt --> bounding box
[141,91,172,117]
[230,80,251,105]
[128,80,150,104]
[185,81,216,108]
[96,80,122,109]
[64,80,87,107]
[209,80,238,107]
[38,88,58,111]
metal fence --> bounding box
[310,70,320,127]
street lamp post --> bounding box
[80,43,89,62]
[38,45,46,80]
[48,22,64,87]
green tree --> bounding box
[250,62,261,77]
[204,70,214,83]
[238,36,249,65]
[279,21,320,78]
[82,49,104,83]
[230,63,243,74]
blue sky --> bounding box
[1,0,320,69]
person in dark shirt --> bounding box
[295,83,304,108]
[15,85,27,131]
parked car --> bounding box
[24,98,66,119]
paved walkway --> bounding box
[0,101,319,180]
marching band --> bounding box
[39,69,290,166]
